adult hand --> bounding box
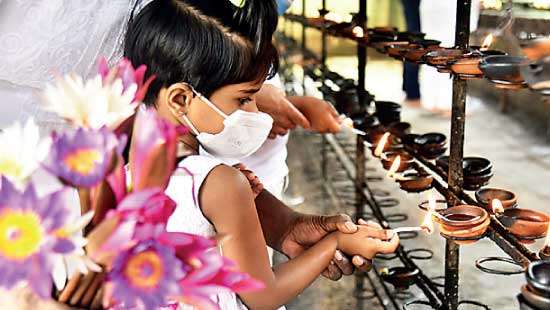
[280,214,376,281]
[233,163,264,198]
[288,96,341,134]
[256,84,310,138]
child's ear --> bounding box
[165,83,194,116]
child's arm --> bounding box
[200,165,398,309]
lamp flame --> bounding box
[325,12,343,23]
[481,34,494,51]
[353,26,364,38]
[387,156,401,178]
[491,199,505,214]
[421,195,436,234]
[374,132,390,157]
[544,221,550,248]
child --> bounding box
[125,1,399,309]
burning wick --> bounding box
[374,132,390,157]
[352,26,364,38]
[387,155,402,179]
[420,195,437,234]
[481,34,494,51]
[491,199,505,214]
[341,116,367,136]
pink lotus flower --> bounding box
[129,107,186,191]
[98,57,155,103]
[0,177,76,298]
[42,127,126,188]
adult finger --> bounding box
[333,250,354,276]
[271,125,289,137]
[319,214,357,234]
[352,256,373,273]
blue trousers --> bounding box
[401,0,421,100]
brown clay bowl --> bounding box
[423,48,465,67]
[479,55,528,84]
[381,267,419,290]
[372,41,410,53]
[521,284,550,309]
[404,45,443,63]
[450,56,484,76]
[497,209,550,239]
[397,173,434,193]
[371,27,398,35]
[435,205,489,228]
[520,37,550,61]
[414,133,447,159]
[381,152,414,172]
[475,188,518,211]
[387,122,412,138]
[440,217,490,242]
[464,170,494,191]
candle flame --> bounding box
[374,132,390,157]
[387,156,401,178]
[421,194,436,234]
[352,26,364,38]
[325,12,343,23]
[491,199,505,214]
[481,34,494,50]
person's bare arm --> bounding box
[200,165,398,309]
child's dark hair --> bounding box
[124,0,278,105]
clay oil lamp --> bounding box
[404,44,443,63]
[381,267,420,291]
[475,188,518,210]
[436,156,494,190]
[370,26,398,36]
[413,133,447,160]
[397,170,434,193]
[493,202,550,242]
[423,48,465,69]
[479,55,529,89]
[520,36,550,61]
[386,43,420,59]
[526,261,550,300]
[395,31,425,43]
[387,122,411,138]
[371,132,402,157]
[449,40,506,79]
[373,41,410,54]
[417,39,441,49]
[381,152,414,173]
[520,57,550,96]
[401,133,420,151]
[375,101,402,126]
[520,284,550,309]
[434,205,490,244]
[539,226,550,260]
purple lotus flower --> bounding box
[107,239,184,309]
[43,126,125,188]
[130,108,186,191]
[0,177,76,298]
[98,57,156,103]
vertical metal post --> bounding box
[355,0,368,305]
[445,1,471,309]
[301,0,307,95]
[321,0,328,181]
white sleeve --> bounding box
[264,73,283,90]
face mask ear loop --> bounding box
[192,90,229,119]
[181,115,200,136]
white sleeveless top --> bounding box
[165,155,247,310]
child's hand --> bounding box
[336,226,399,259]
[233,163,264,198]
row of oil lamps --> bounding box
[285,12,550,95]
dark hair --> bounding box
[124,0,278,104]
[182,0,278,54]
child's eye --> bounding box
[239,97,253,105]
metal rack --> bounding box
[278,0,543,309]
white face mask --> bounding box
[181,90,273,160]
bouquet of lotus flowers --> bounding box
[0,58,263,309]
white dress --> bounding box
[0,0,152,131]
[166,155,248,310]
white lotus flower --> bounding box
[43,74,138,129]
[0,118,51,185]
[52,211,102,290]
